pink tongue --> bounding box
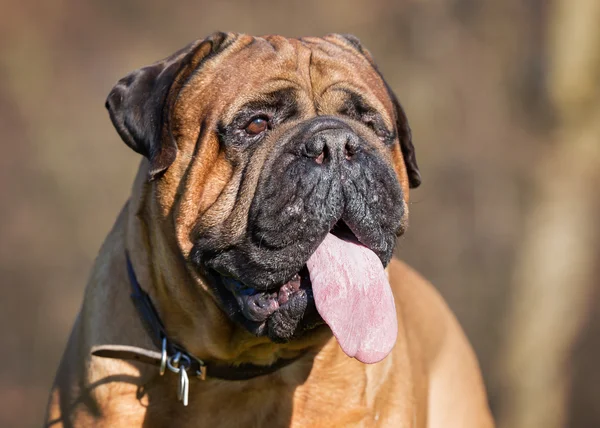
[306,233,397,364]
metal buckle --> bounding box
[166,352,191,406]
[196,364,207,381]
[159,341,205,406]
[187,354,207,380]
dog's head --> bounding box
[106,33,420,363]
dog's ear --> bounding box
[386,89,421,188]
[326,34,421,188]
[106,32,235,180]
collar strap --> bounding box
[90,252,303,405]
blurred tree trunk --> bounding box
[497,1,600,427]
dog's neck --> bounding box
[123,162,332,366]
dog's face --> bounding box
[107,33,420,359]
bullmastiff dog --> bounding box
[45,32,494,427]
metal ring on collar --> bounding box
[167,352,191,374]
[178,367,190,406]
[159,337,167,376]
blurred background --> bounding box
[1,0,599,426]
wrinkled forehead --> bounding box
[176,34,394,124]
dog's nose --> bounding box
[300,117,362,164]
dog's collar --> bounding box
[91,252,303,406]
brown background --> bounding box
[1,0,599,427]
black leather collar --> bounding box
[91,252,303,391]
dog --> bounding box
[45,32,494,427]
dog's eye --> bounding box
[362,115,391,142]
[245,116,270,135]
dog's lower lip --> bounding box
[218,268,310,322]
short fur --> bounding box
[45,33,494,427]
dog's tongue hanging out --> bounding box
[306,233,398,364]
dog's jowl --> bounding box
[45,33,494,427]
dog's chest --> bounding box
[137,358,415,428]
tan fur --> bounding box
[45,35,494,427]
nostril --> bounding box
[305,135,329,164]
[344,136,360,160]
[315,151,325,164]
[314,145,329,164]
[304,135,326,158]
